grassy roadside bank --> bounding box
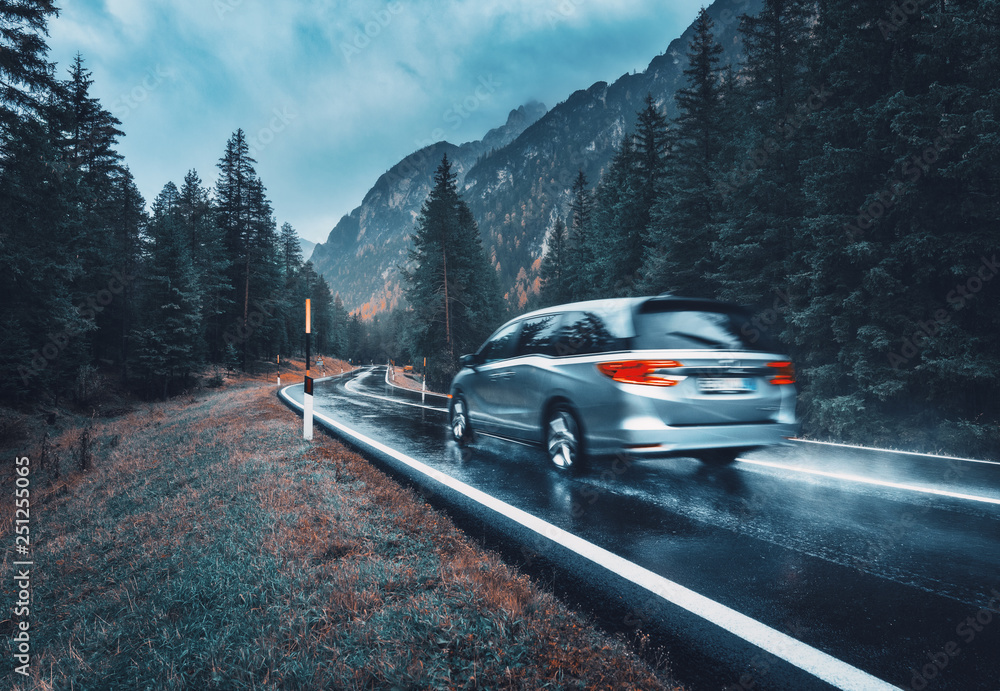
[1,364,685,689]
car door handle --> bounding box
[489,371,515,380]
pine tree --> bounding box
[59,54,123,180]
[642,8,728,297]
[712,0,817,305]
[634,93,671,209]
[0,0,58,144]
[402,154,501,388]
[215,130,276,370]
[330,293,349,358]
[568,169,593,233]
[539,217,570,306]
[50,54,129,376]
[279,222,304,283]
[0,116,88,399]
[132,183,202,398]
[589,137,648,296]
[98,167,146,375]
[178,169,230,363]
[563,170,595,301]
[242,176,282,368]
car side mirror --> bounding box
[460,353,478,369]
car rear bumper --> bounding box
[586,420,800,457]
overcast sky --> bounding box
[47,0,707,244]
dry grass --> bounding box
[0,363,685,690]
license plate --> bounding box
[698,377,755,393]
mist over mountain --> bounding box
[299,238,316,261]
[311,0,762,315]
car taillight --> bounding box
[767,361,796,385]
[597,360,684,387]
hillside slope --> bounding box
[311,0,761,314]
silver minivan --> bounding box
[448,296,799,472]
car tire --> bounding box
[450,395,473,446]
[698,448,741,465]
[546,404,586,473]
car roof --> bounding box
[514,295,740,323]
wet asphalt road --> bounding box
[282,367,1000,691]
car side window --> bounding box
[479,321,521,363]
[555,311,628,356]
[515,314,562,356]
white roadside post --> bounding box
[277,354,281,387]
[303,299,313,440]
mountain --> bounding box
[310,101,547,318]
[310,0,762,315]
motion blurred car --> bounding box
[448,295,799,472]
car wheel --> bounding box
[698,448,741,465]
[450,396,473,446]
[546,405,585,472]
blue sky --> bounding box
[47,0,707,244]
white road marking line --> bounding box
[279,384,900,691]
[792,438,999,466]
[382,366,450,398]
[343,369,447,412]
[737,458,1000,506]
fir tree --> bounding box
[642,8,728,297]
[132,183,202,398]
[0,0,58,143]
[215,130,281,370]
[402,154,501,388]
[178,169,230,362]
[563,170,595,301]
[590,137,647,296]
[279,222,304,283]
[634,93,671,208]
[712,0,816,305]
[539,217,570,306]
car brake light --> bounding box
[767,361,796,385]
[597,360,684,387]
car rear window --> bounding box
[632,303,783,352]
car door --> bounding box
[466,320,521,434]
[503,313,563,442]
